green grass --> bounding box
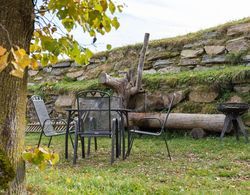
[25,134,250,194]
[29,65,250,95]
[143,65,250,91]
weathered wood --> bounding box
[99,33,150,107]
[128,112,226,132]
[131,33,150,94]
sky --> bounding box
[74,0,250,52]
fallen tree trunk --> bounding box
[128,112,226,132]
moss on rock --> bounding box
[0,149,15,191]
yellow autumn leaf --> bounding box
[0,52,9,73]
[19,55,31,69]
[49,153,59,165]
[66,178,72,184]
[12,48,26,60]
[30,58,39,70]
[10,68,24,79]
[30,44,41,53]
[12,47,31,69]
[0,46,7,56]
[38,147,49,154]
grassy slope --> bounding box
[25,134,250,194]
[143,65,250,90]
[94,17,250,55]
[29,65,250,94]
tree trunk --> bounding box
[0,0,34,193]
[128,112,226,132]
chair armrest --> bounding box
[42,118,68,131]
[44,118,67,125]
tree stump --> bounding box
[99,33,150,107]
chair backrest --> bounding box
[162,94,175,130]
[76,90,111,130]
[30,95,56,135]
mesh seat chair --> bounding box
[30,95,75,147]
[86,95,123,157]
[126,94,175,160]
[73,90,119,164]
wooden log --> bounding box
[128,112,226,132]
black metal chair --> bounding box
[30,95,75,147]
[86,95,124,157]
[126,94,175,160]
[73,90,119,164]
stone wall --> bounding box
[29,20,250,85]
[27,19,250,126]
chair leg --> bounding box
[69,133,74,148]
[127,130,131,156]
[111,119,116,164]
[94,137,97,151]
[116,121,119,158]
[73,131,78,165]
[111,134,115,164]
[81,136,85,158]
[37,132,43,147]
[48,136,53,147]
[126,132,135,157]
[87,137,91,156]
[163,132,171,160]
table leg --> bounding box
[232,120,240,141]
[236,116,249,143]
[121,115,125,159]
[123,112,129,160]
[220,115,231,140]
[65,110,72,159]
[116,119,119,158]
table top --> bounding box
[65,108,132,112]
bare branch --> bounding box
[0,23,12,46]
[135,33,150,91]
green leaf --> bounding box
[62,18,75,32]
[111,17,120,29]
[102,15,111,32]
[89,30,96,37]
[85,48,93,59]
[109,1,116,14]
[41,54,49,66]
[106,44,112,50]
[117,5,123,12]
[95,4,103,12]
[22,152,33,162]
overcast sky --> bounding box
[74,0,250,52]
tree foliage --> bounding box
[22,147,59,170]
[0,0,123,78]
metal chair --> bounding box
[30,95,75,147]
[126,94,175,160]
[73,90,119,164]
[86,95,124,157]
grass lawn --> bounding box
[25,133,250,194]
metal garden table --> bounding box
[65,108,131,160]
